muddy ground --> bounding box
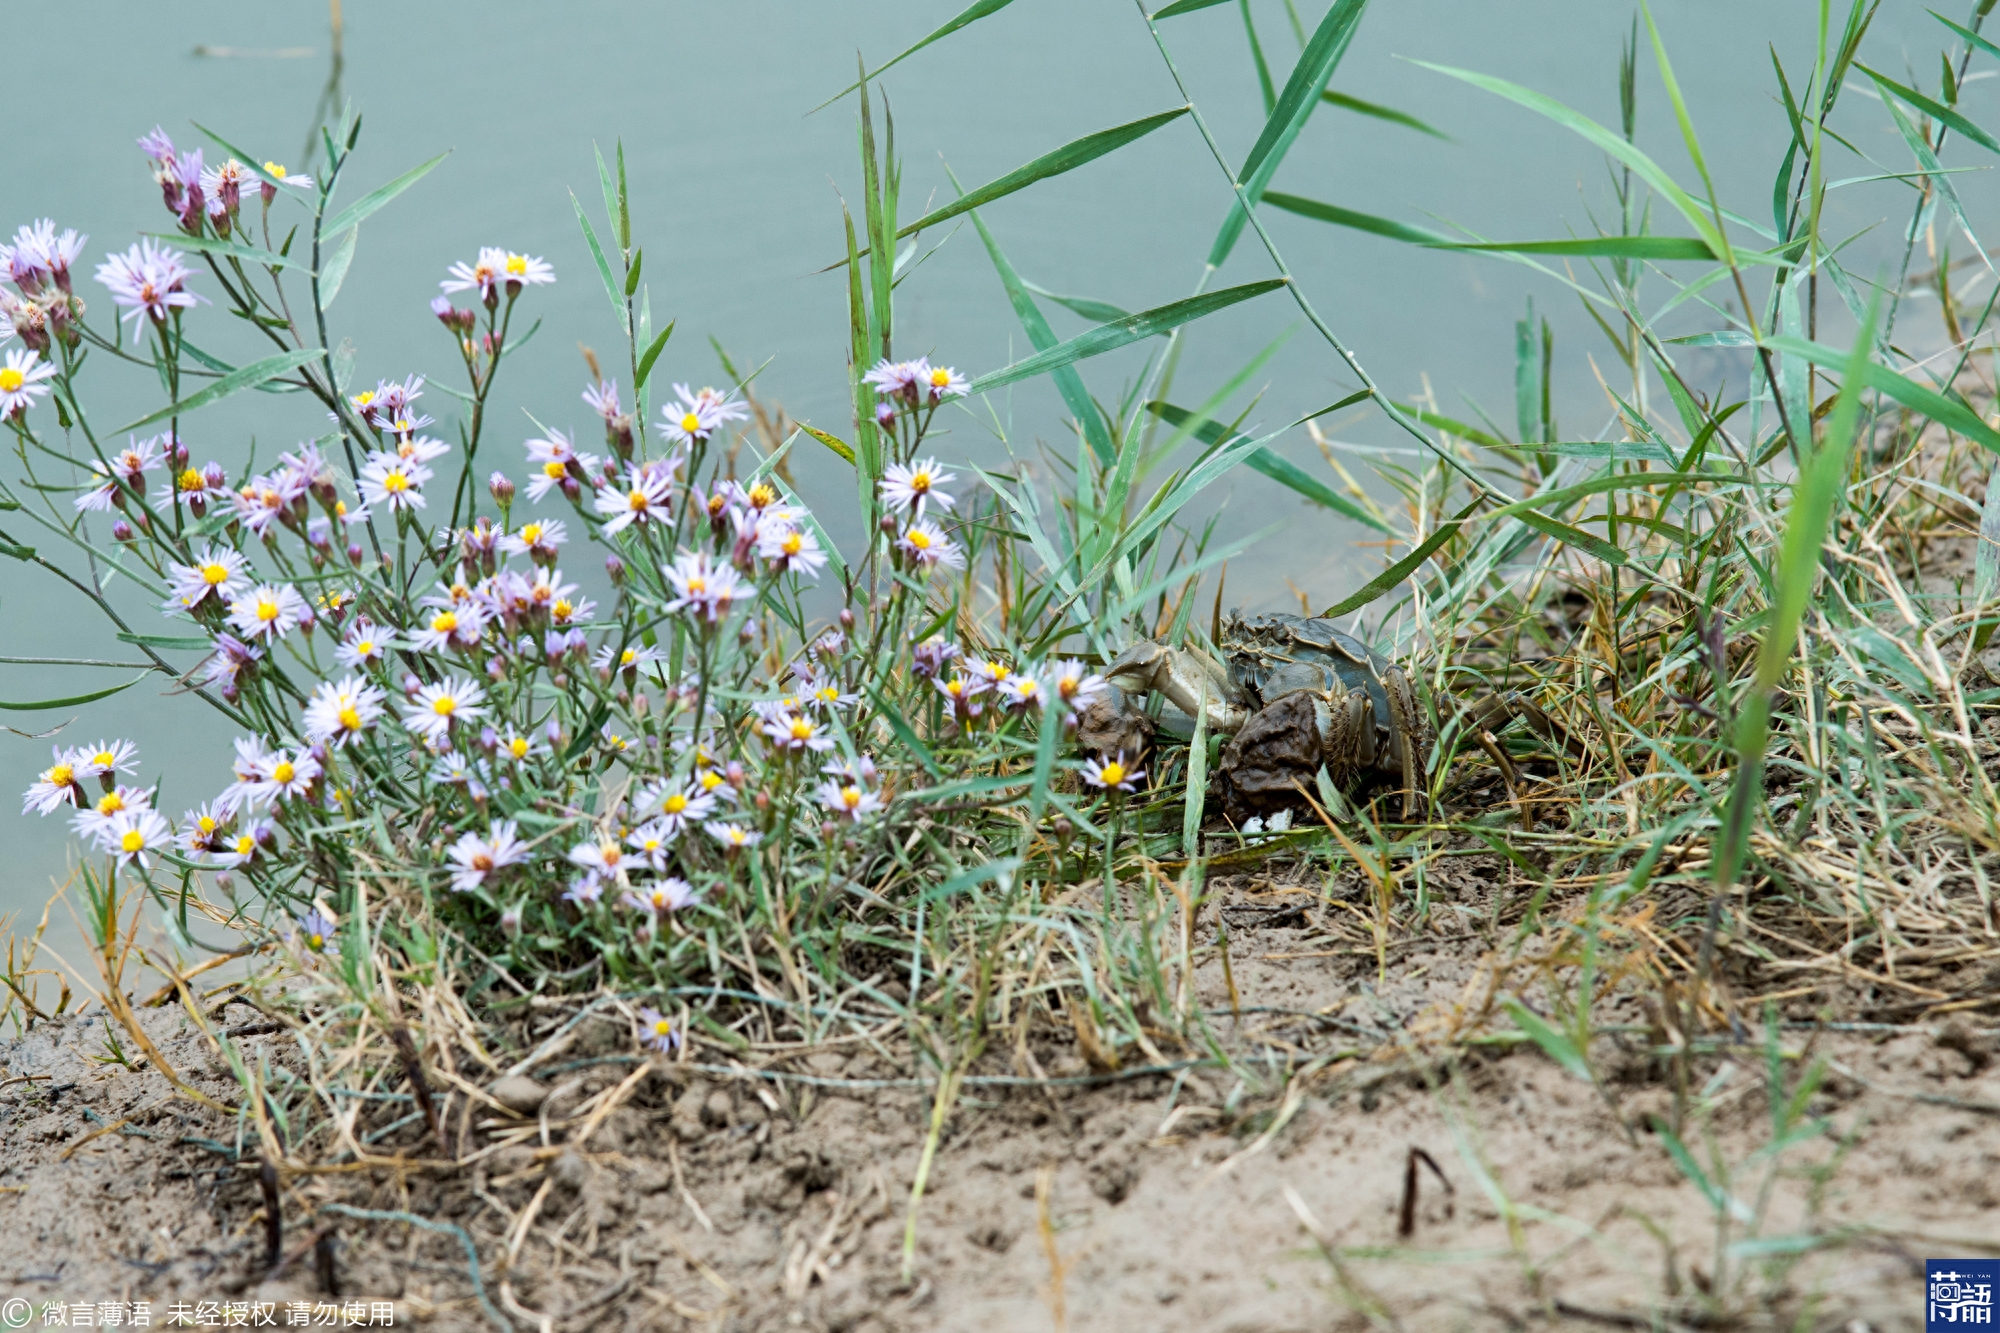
[3,867,1997,1332]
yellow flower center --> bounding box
[120,830,145,854]
[256,596,281,622]
[687,577,706,595]
[815,686,838,703]
[201,562,229,585]
[1100,762,1126,786]
[509,737,529,759]
[552,598,574,620]
[945,680,963,698]
[381,471,409,494]
[337,705,362,731]
[236,836,256,855]
[909,470,932,493]
[271,761,296,784]
[652,1019,673,1038]
[505,254,529,276]
[306,933,324,951]
[521,523,543,543]
[45,764,73,786]
[601,845,622,867]
[987,663,1010,681]
[678,412,703,434]
[700,771,723,792]
[198,815,218,834]
[471,851,494,872]
[541,461,567,482]
[432,695,458,717]
[355,638,375,656]
[353,391,375,407]
[781,533,803,556]
[91,750,116,768]
[839,786,862,809]
[789,719,815,741]
[663,792,688,815]
[179,469,204,493]
[0,368,24,393]
[628,490,649,511]
[335,500,349,517]
[265,162,289,179]
[749,484,777,509]
[97,793,125,815]
[620,648,636,665]
[930,368,952,387]
[906,529,932,551]
[432,611,458,633]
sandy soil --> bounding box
[4,872,1997,1333]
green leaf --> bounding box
[1444,235,1719,260]
[1153,0,1232,15]
[1932,10,2000,65]
[1763,334,2000,454]
[1408,58,1730,260]
[1389,402,1510,451]
[115,349,323,434]
[866,686,943,778]
[145,232,304,272]
[633,318,676,389]
[812,0,1021,111]
[0,538,33,560]
[969,279,1287,394]
[1319,497,1481,618]
[1855,61,2000,153]
[1210,0,1371,267]
[1146,401,1392,533]
[322,150,452,236]
[1513,511,1629,566]
[624,247,643,297]
[318,226,358,307]
[837,109,1188,267]
[570,190,628,332]
[800,423,857,465]
[1494,440,1678,463]
[963,192,1117,465]
[1501,998,1592,1081]
[1321,89,1448,139]
[117,632,212,650]
[1262,191,1452,245]
[1020,279,1135,325]
[0,672,151,712]
[1476,471,1741,525]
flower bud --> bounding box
[296,603,316,636]
[604,553,626,585]
[500,905,523,935]
[112,519,134,542]
[347,542,364,566]
[402,672,423,698]
[488,471,515,506]
[430,295,456,326]
[878,515,898,536]
[169,437,190,470]
[754,791,771,814]
[839,607,855,632]
[875,400,896,427]
[488,655,507,682]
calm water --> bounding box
[3,0,1988,934]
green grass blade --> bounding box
[1855,61,2000,153]
[1261,192,1452,244]
[1446,236,1718,260]
[0,673,152,712]
[1153,0,1233,15]
[1501,998,1592,1081]
[1932,10,2000,64]
[318,226,358,307]
[570,190,628,332]
[1513,511,1628,566]
[117,632,211,650]
[146,233,305,272]
[1876,81,1991,268]
[116,349,322,433]
[964,200,1118,465]
[1976,458,2000,608]
[1020,279,1135,325]
[323,150,451,236]
[1209,0,1371,267]
[800,423,857,466]
[969,279,1287,394]
[811,0,1021,111]
[1407,58,1728,259]
[1763,334,2000,454]
[842,109,1189,264]
[1318,497,1481,618]
[1389,402,1510,450]
[1146,401,1392,532]
[1716,298,1878,890]
[1241,0,1278,115]
[1321,90,1449,138]
[634,319,677,389]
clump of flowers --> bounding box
[2,116,1144,1060]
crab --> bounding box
[1102,611,1563,823]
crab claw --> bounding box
[1104,640,1249,733]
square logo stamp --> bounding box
[1930,1260,1998,1328]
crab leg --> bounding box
[1103,641,1249,733]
